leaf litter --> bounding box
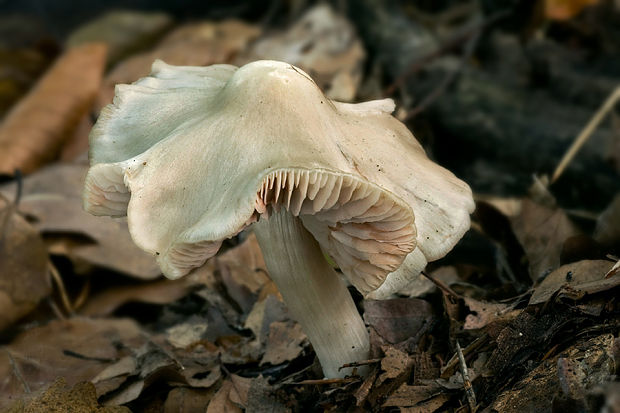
[0,2,619,412]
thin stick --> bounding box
[48,260,74,315]
[456,341,477,412]
[47,297,66,321]
[72,278,91,311]
[339,358,382,370]
[551,86,620,183]
[441,334,488,378]
[5,349,31,394]
[421,270,460,298]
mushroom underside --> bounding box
[84,166,417,294]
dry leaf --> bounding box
[81,233,267,316]
[80,265,215,317]
[261,321,307,366]
[244,295,289,345]
[0,163,161,279]
[364,298,434,344]
[380,347,414,381]
[96,20,260,111]
[163,387,218,413]
[0,317,146,409]
[229,374,252,408]
[544,0,599,20]
[0,195,50,331]
[215,232,270,314]
[236,4,365,101]
[511,199,580,281]
[594,194,620,247]
[463,297,520,330]
[96,341,186,406]
[382,383,445,408]
[206,380,243,413]
[529,260,618,305]
[0,43,107,175]
[91,356,137,397]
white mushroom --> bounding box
[83,60,474,378]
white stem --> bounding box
[253,209,370,378]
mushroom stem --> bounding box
[253,209,370,378]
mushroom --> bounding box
[83,60,474,378]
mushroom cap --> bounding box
[84,60,474,295]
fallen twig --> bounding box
[339,358,382,371]
[456,341,477,412]
[72,278,91,311]
[421,270,460,299]
[441,335,488,378]
[47,297,66,321]
[551,85,620,183]
[48,260,74,316]
[292,377,360,385]
[5,349,31,394]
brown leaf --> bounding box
[229,374,252,408]
[206,380,242,413]
[511,199,580,281]
[215,233,270,314]
[96,20,260,112]
[244,294,289,345]
[5,378,130,413]
[529,260,618,305]
[0,317,146,410]
[0,163,161,279]
[91,356,137,397]
[0,43,107,175]
[80,266,215,317]
[354,366,378,406]
[96,340,187,406]
[0,195,50,331]
[382,383,445,408]
[379,347,414,381]
[594,194,620,248]
[364,298,434,344]
[463,297,520,330]
[163,386,218,413]
[236,4,365,101]
[261,321,307,366]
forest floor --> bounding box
[0,1,619,412]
